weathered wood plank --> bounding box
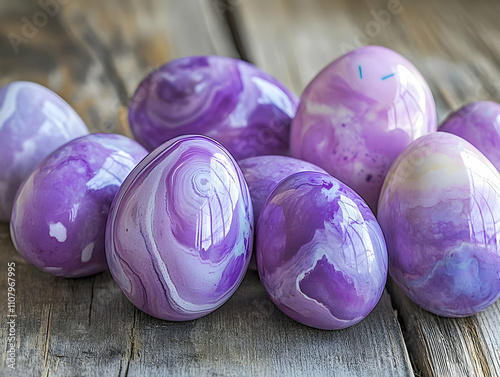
[0,220,412,377]
[0,222,136,377]
[0,1,414,376]
[0,0,238,135]
[389,278,500,377]
[0,1,239,376]
[2,0,500,376]
[233,1,500,376]
[234,0,500,121]
[126,271,412,377]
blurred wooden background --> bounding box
[1,0,500,376]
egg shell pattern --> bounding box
[290,46,437,212]
[440,101,500,172]
[257,171,388,330]
[239,155,327,270]
[378,132,500,317]
[10,133,147,278]
[105,135,253,321]
[128,55,298,160]
[0,81,89,222]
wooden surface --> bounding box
[0,222,412,377]
[0,0,499,376]
[233,1,500,376]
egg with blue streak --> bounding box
[290,46,437,212]
[105,135,253,321]
[378,132,500,317]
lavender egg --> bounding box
[10,133,147,278]
[128,55,298,160]
[378,132,500,317]
[0,81,89,222]
[105,135,253,321]
[290,46,437,212]
[256,171,388,330]
[440,101,500,171]
[239,155,327,270]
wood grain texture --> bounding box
[0,218,412,377]
[234,0,500,122]
[388,278,500,377]
[0,0,238,135]
[233,1,500,376]
[2,0,500,376]
[0,1,412,376]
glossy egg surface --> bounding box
[257,171,387,330]
[440,101,500,171]
[378,132,500,317]
[290,46,437,212]
[0,81,89,222]
[239,155,326,270]
[129,56,298,160]
[10,133,147,278]
[106,135,253,321]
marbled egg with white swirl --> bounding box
[378,132,500,317]
[105,135,253,321]
[0,81,89,222]
[256,171,387,330]
[10,133,147,278]
[128,56,298,160]
[238,155,327,270]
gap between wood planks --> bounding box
[220,0,250,62]
[217,1,417,373]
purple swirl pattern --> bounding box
[378,132,500,317]
[105,135,253,321]
[10,133,147,278]
[238,155,326,270]
[440,101,500,171]
[128,56,298,160]
[0,81,89,222]
[290,46,437,212]
[256,171,387,330]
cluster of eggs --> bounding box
[3,47,500,330]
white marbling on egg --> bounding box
[0,82,24,130]
[137,150,251,315]
[49,222,67,242]
[11,139,37,168]
[81,242,95,263]
[41,100,72,138]
[252,77,295,115]
[87,152,138,191]
[44,267,63,274]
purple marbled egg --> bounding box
[290,46,437,212]
[256,171,388,330]
[238,155,327,270]
[105,135,253,321]
[10,133,147,278]
[378,132,500,317]
[128,55,298,160]
[0,81,89,222]
[440,101,500,171]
